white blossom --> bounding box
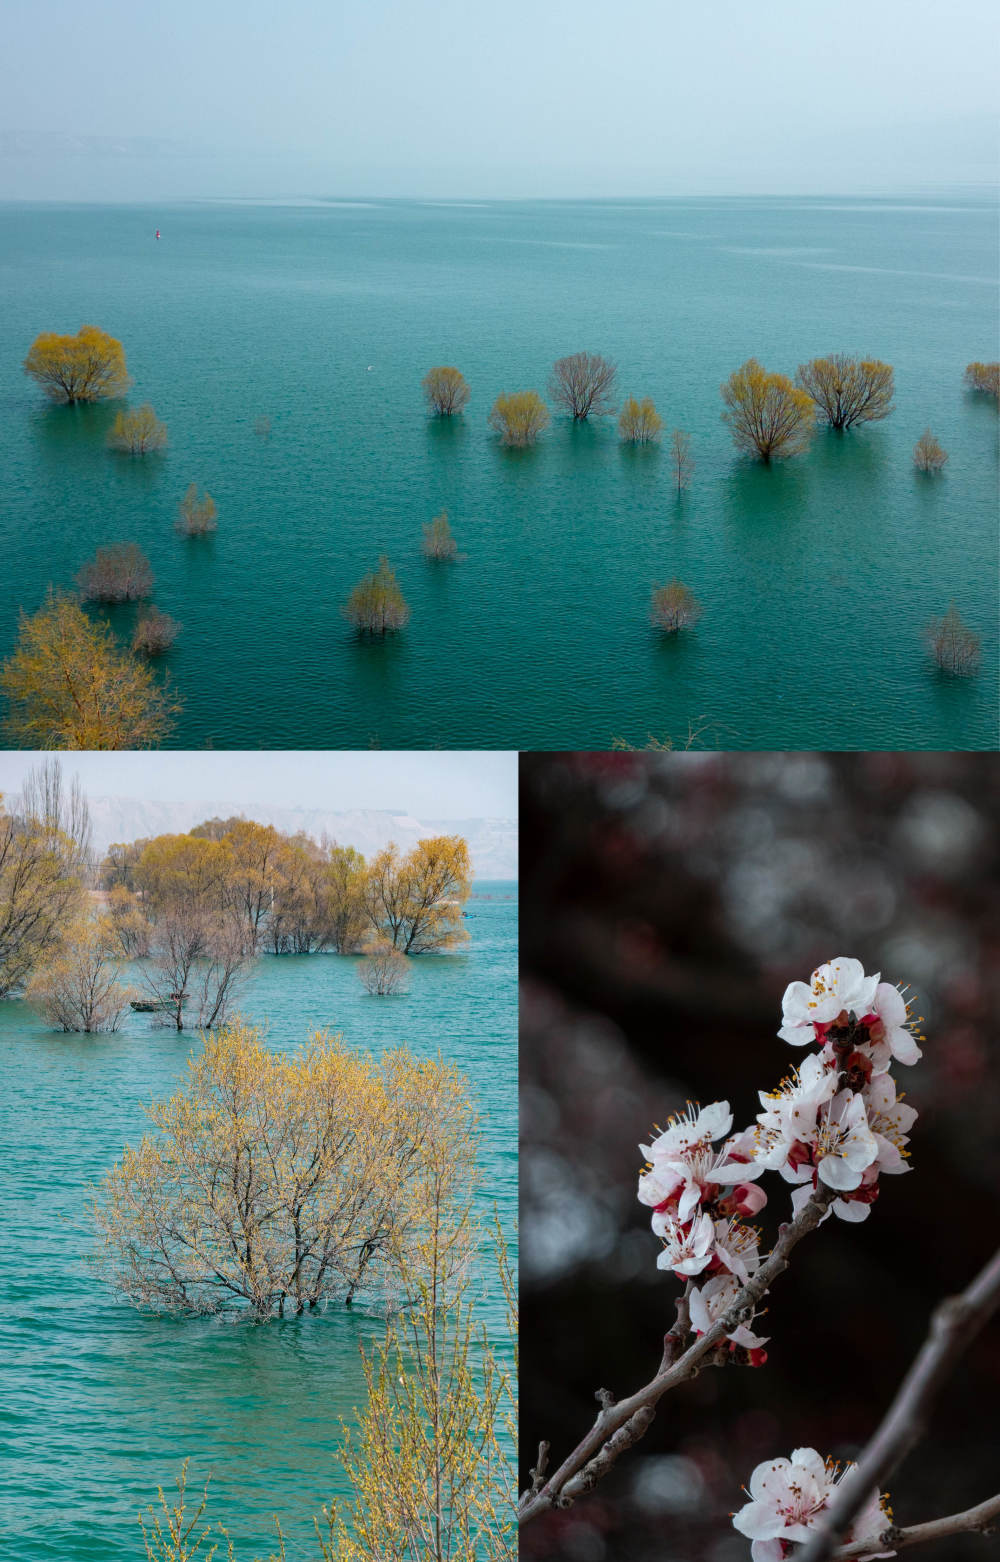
[779,957,880,1045]
[654,1209,716,1277]
[733,1448,894,1561]
[688,1272,768,1352]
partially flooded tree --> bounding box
[253,415,272,439]
[422,366,471,415]
[651,579,703,633]
[0,760,90,998]
[913,429,948,472]
[344,556,410,635]
[93,1024,475,1319]
[925,604,980,675]
[132,609,180,657]
[107,404,168,454]
[422,510,459,560]
[1,593,180,749]
[721,359,815,462]
[359,937,408,996]
[23,324,131,403]
[618,396,663,444]
[549,352,617,420]
[140,905,251,1031]
[670,429,694,489]
[28,918,134,1032]
[796,354,894,429]
[365,835,472,954]
[964,362,999,397]
[176,484,218,537]
[488,390,550,447]
[76,543,154,603]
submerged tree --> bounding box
[913,428,948,472]
[1,592,180,749]
[487,391,550,447]
[358,936,408,996]
[422,365,471,416]
[365,835,472,953]
[28,919,134,1033]
[669,429,694,490]
[651,579,703,633]
[721,358,815,462]
[549,352,617,420]
[963,361,999,397]
[23,324,131,403]
[132,609,180,657]
[344,556,410,635]
[422,510,459,560]
[796,354,894,429]
[176,484,218,536]
[76,543,154,603]
[925,604,980,676]
[94,1024,475,1319]
[618,396,663,444]
[107,404,168,454]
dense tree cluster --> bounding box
[0,761,90,1000]
[99,823,471,1028]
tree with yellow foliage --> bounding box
[487,391,550,447]
[28,916,135,1032]
[321,1198,516,1562]
[343,557,410,635]
[94,1023,475,1319]
[108,404,168,454]
[0,759,90,998]
[422,366,471,415]
[23,324,131,403]
[721,359,815,462]
[422,511,459,560]
[618,396,663,444]
[365,836,472,954]
[964,362,999,397]
[796,354,894,430]
[913,428,948,472]
[177,484,218,536]
[651,579,702,633]
[1,592,180,749]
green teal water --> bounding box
[0,885,516,1561]
[0,196,997,750]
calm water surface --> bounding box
[0,885,516,1561]
[0,196,996,750]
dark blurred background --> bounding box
[519,752,999,1562]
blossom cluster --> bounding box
[733,1447,894,1561]
[638,959,921,1365]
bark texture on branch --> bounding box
[518,1186,836,1525]
[796,1245,1000,1562]
[831,1490,1000,1557]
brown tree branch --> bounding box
[831,1491,1000,1558]
[796,1244,1000,1562]
[518,1185,836,1525]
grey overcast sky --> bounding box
[0,753,518,818]
[2,0,997,199]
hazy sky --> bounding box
[2,0,997,199]
[0,753,518,818]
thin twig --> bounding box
[518,1185,836,1525]
[796,1245,1000,1562]
[831,1491,1000,1557]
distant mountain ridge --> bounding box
[84,795,517,880]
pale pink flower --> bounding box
[864,1073,917,1175]
[640,1101,751,1222]
[733,1449,894,1561]
[868,982,922,1068]
[655,1209,715,1276]
[779,957,880,1045]
[688,1272,768,1351]
[752,1053,839,1174]
[711,1216,763,1283]
[812,1090,879,1191]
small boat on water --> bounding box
[155,229,160,240]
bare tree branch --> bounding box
[518,1186,836,1525]
[796,1245,1000,1562]
[831,1491,1000,1558]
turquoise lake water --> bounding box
[0,884,516,1561]
[0,196,997,750]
